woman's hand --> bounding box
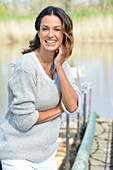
[35,99,64,125]
[54,45,66,69]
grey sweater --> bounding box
[0,52,81,162]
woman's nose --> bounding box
[48,29,54,37]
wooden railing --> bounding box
[65,80,93,170]
[71,112,98,170]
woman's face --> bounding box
[38,15,63,52]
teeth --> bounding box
[46,40,56,43]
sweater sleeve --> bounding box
[8,67,39,131]
[61,61,81,115]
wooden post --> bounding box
[83,91,87,128]
[76,112,81,145]
[65,114,70,170]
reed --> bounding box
[0,14,113,43]
[0,19,36,43]
[73,15,113,42]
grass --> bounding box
[69,11,113,19]
[0,19,36,43]
[0,12,113,43]
[0,11,113,21]
[73,14,113,42]
[0,13,37,21]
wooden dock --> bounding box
[55,120,78,170]
[55,118,113,170]
[87,118,113,170]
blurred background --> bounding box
[0,0,113,119]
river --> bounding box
[0,42,113,119]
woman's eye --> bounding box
[55,29,61,31]
[42,28,48,31]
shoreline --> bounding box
[0,14,113,44]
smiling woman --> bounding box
[0,6,81,170]
[22,6,74,60]
[37,15,63,53]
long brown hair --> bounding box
[22,6,74,60]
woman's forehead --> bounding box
[40,15,62,27]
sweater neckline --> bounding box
[31,51,58,85]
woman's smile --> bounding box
[45,40,57,45]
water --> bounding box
[71,42,113,118]
[0,43,113,119]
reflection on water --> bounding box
[0,43,113,119]
[71,43,113,118]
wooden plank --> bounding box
[56,118,113,170]
[87,118,113,170]
[55,119,78,169]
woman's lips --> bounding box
[45,40,56,44]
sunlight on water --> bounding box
[0,43,113,119]
[71,42,113,118]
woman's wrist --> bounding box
[55,64,62,73]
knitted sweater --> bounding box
[0,52,81,162]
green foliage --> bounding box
[0,11,113,22]
[69,11,113,20]
[69,12,97,19]
[0,2,8,14]
[0,0,113,21]
[0,13,37,21]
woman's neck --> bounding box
[34,48,56,79]
[37,47,55,66]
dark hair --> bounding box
[22,6,74,60]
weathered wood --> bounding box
[55,119,78,170]
[55,118,113,170]
[71,112,97,170]
[87,118,113,170]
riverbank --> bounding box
[0,12,113,44]
[73,14,113,43]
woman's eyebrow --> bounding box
[54,26,62,28]
[41,25,48,28]
[42,25,62,28]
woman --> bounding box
[0,6,81,170]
